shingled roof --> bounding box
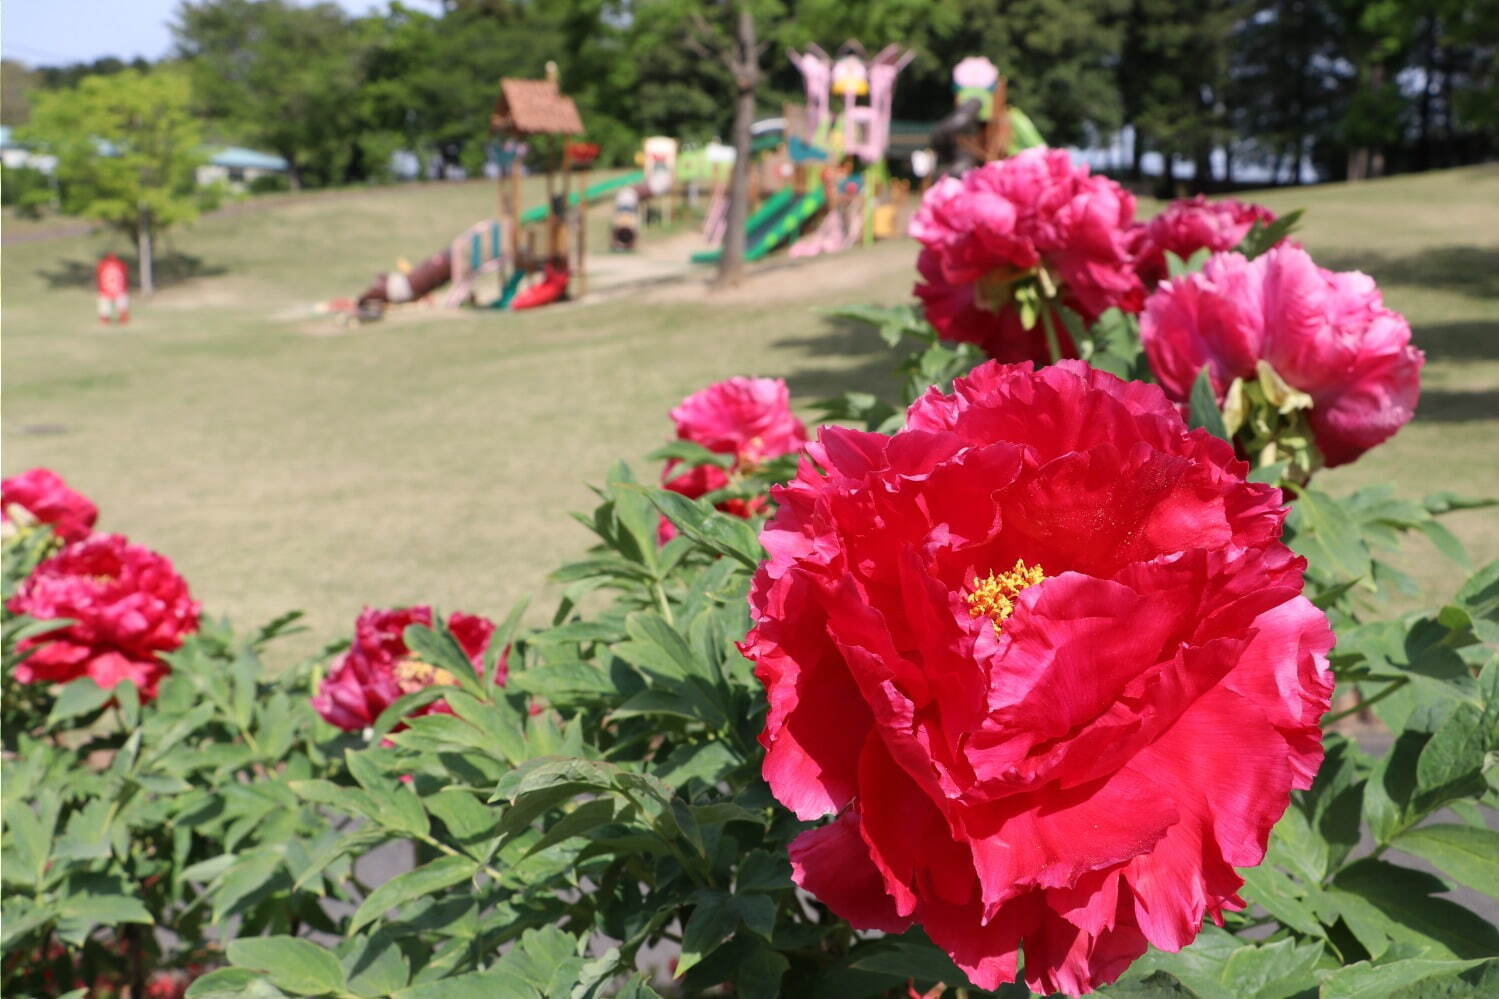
[491,79,585,137]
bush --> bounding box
[248,173,291,195]
[4,162,1497,999]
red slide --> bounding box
[510,263,570,310]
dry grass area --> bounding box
[4,165,1496,660]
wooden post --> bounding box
[575,175,588,298]
[509,156,523,260]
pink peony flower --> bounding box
[312,606,504,731]
[1,467,99,543]
[660,377,808,540]
[1130,195,1277,290]
[741,360,1333,996]
[1140,243,1423,467]
[909,149,1143,363]
[7,533,200,699]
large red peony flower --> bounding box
[741,360,1334,996]
[1129,195,1277,289]
[312,606,504,731]
[660,377,808,539]
[909,149,1143,364]
[7,533,200,699]
[1140,243,1423,468]
[2,467,99,543]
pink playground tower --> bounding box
[789,41,913,164]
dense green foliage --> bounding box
[4,261,1498,995]
[16,68,206,291]
[3,0,1495,189]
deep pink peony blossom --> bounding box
[909,149,1143,363]
[660,377,808,540]
[1140,244,1423,467]
[312,606,504,731]
[1130,195,1276,290]
[7,533,200,699]
[741,360,1333,996]
[1,467,99,542]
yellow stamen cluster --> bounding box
[393,658,458,694]
[967,559,1046,631]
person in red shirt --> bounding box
[95,253,130,324]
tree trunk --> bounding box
[1193,142,1213,193]
[1130,127,1146,181]
[138,210,155,296]
[716,3,758,289]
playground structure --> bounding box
[346,66,661,320]
[692,41,915,266]
[337,47,1025,322]
[926,56,1046,177]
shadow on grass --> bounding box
[772,314,903,405]
[1318,245,1499,301]
[1416,388,1499,423]
[36,252,227,291]
[1415,320,1499,363]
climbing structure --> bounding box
[490,63,587,299]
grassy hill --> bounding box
[4,165,1496,658]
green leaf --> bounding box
[844,931,970,986]
[1237,864,1325,937]
[737,849,792,893]
[349,854,478,934]
[1218,938,1322,999]
[389,970,534,999]
[46,678,113,727]
[1393,825,1499,899]
[1415,704,1490,809]
[344,932,412,997]
[677,892,739,976]
[212,848,287,922]
[732,942,789,999]
[401,623,485,699]
[1289,488,1374,585]
[57,891,153,926]
[226,936,347,996]
[1319,958,1489,999]
[1236,209,1302,259]
[525,797,615,857]
[1186,366,1229,440]
[645,439,735,468]
[637,487,762,569]
[185,967,285,999]
[1167,247,1212,277]
[1330,858,1499,959]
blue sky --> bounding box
[2,0,434,66]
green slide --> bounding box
[745,185,826,261]
[690,187,799,264]
[518,169,645,225]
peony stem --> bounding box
[1321,677,1406,727]
[1039,306,1063,364]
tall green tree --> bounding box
[172,0,365,188]
[20,68,204,294]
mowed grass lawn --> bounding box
[4,165,1497,659]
